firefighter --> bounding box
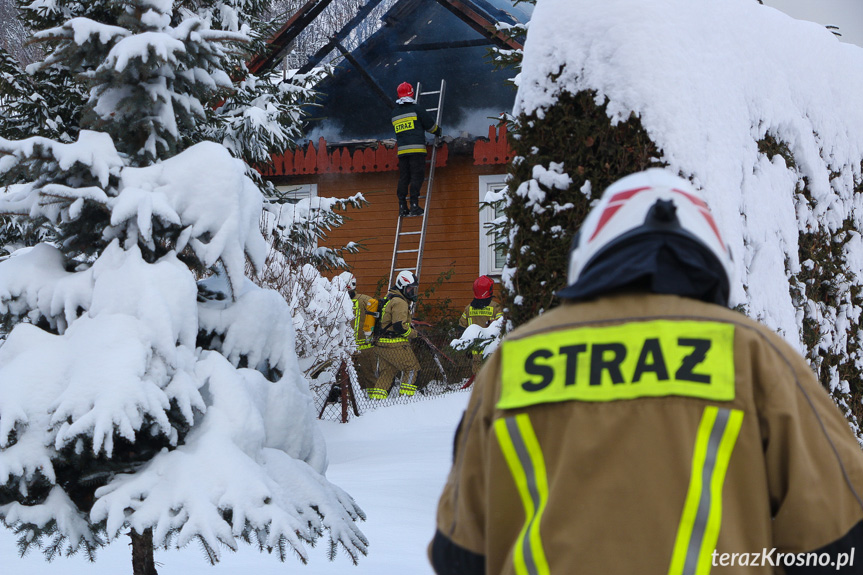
[459,275,503,374]
[392,81,442,218]
[429,169,863,574]
[342,273,376,390]
[369,270,421,399]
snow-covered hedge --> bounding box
[503,0,863,434]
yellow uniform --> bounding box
[370,289,420,398]
[459,299,503,374]
[431,293,863,575]
[350,292,376,389]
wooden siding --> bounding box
[272,155,505,316]
[265,124,512,317]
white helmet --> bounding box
[337,271,357,291]
[565,169,733,295]
[395,270,419,301]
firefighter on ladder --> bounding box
[368,270,422,399]
[392,81,442,218]
[459,275,503,375]
[430,169,863,574]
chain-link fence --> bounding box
[314,331,475,422]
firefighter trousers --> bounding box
[397,154,426,205]
[374,344,420,392]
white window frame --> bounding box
[272,184,320,249]
[275,183,318,203]
[478,174,508,277]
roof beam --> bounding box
[432,0,523,51]
[391,38,495,51]
[298,0,389,74]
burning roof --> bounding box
[283,0,531,142]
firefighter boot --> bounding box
[409,203,424,217]
[398,199,410,218]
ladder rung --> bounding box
[399,230,421,236]
[421,90,441,96]
[395,267,416,272]
[397,249,420,254]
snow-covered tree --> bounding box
[256,196,364,381]
[0,1,366,573]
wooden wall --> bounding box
[272,154,507,317]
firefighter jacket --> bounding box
[351,292,373,350]
[377,289,417,347]
[392,100,441,156]
[430,292,863,575]
[459,299,503,329]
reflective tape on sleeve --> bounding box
[494,414,550,575]
[668,406,744,575]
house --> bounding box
[256,0,530,315]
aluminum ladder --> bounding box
[387,79,446,288]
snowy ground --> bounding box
[0,392,469,575]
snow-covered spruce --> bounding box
[0,0,366,566]
[0,138,366,563]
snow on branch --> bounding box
[114,142,268,292]
[0,130,123,189]
[90,352,367,563]
[33,17,130,47]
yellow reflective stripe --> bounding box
[668,406,744,575]
[378,337,408,343]
[397,144,427,155]
[352,298,363,342]
[469,307,495,317]
[351,299,370,348]
[494,415,550,575]
[498,320,735,409]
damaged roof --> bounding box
[256,0,531,142]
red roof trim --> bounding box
[261,124,513,177]
[473,123,513,165]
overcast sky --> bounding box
[762,0,863,47]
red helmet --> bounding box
[397,82,414,99]
[473,275,494,299]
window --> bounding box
[478,175,508,277]
[272,184,320,250]
[275,183,317,204]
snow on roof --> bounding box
[516,0,863,348]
